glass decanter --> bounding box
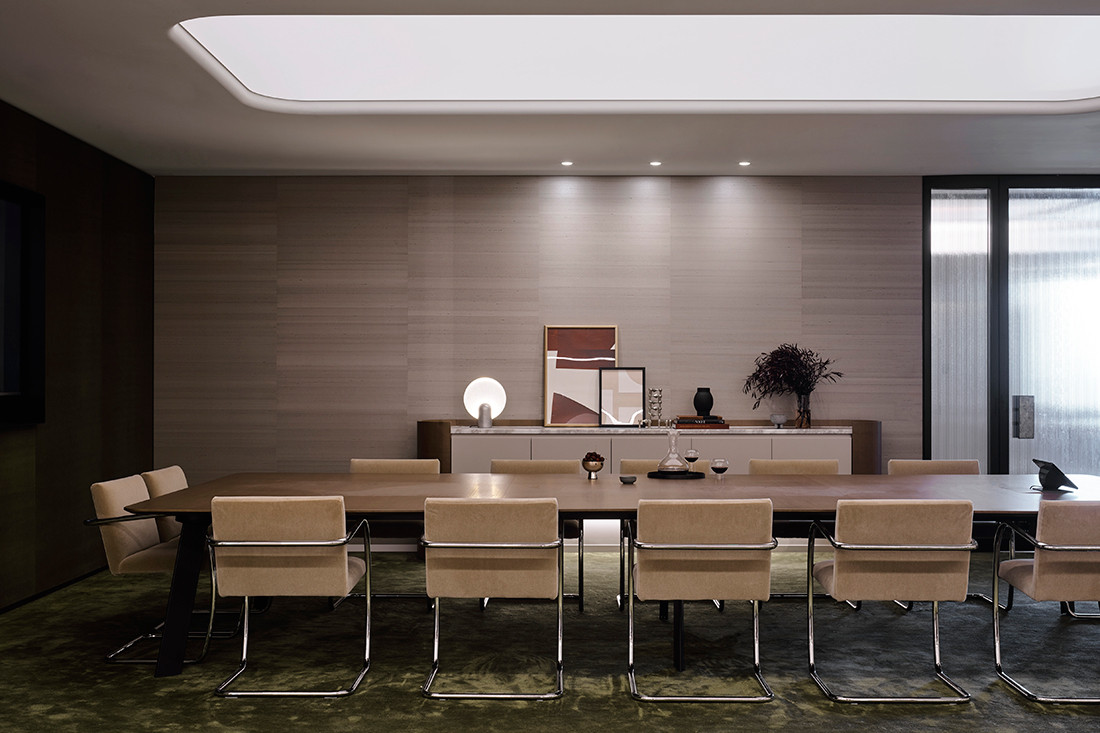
[657,427,689,472]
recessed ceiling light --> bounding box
[649,161,662,167]
[739,161,751,167]
[172,15,1100,115]
[561,161,573,166]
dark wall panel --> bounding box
[0,99,153,608]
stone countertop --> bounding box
[451,426,852,436]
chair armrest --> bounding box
[84,513,173,527]
[809,520,976,552]
[633,538,778,552]
[210,519,369,549]
[995,522,1100,553]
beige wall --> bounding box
[154,176,921,482]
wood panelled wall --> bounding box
[154,176,921,483]
[0,100,153,608]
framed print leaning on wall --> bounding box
[543,325,618,426]
[599,367,646,426]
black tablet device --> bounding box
[1032,459,1078,492]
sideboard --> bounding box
[417,419,882,474]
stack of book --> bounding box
[674,415,729,429]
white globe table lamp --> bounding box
[463,377,507,428]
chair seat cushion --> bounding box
[812,560,837,596]
[117,537,180,575]
[1000,557,1100,603]
[345,556,367,596]
[814,557,969,602]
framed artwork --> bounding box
[599,367,646,426]
[543,325,618,426]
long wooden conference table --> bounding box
[127,470,1100,677]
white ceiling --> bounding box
[4,1,1100,177]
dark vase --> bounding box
[795,393,812,428]
[693,387,714,417]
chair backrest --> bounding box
[141,465,188,541]
[1031,500,1100,600]
[349,458,440,474]
[620,459,658,474]
[634,499,773,602]
[211,496,352,598]
[887,459,980,476]
[490,459,580,475]
[423,498,559,600]
[830,499,973,602]
[90,475,160,575]
[749,459,839,475]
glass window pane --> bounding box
[1009,189,1100,476]
[930,190,990,471]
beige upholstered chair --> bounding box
[887,459,981,476]
[629,499,776,702]
[620,458,659,474]
[749,458,838,540]
[87,474,215,663]
[749,459,839,475]
[808,499,976,703]
[349,458,440,474]
[141,465,188,542]
[349,458,434,541]
[490,459,586,612]
[210,495,370,697]
[348,458,435,603]
[993,501,1100,703]
[421,497,563,700]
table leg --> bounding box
[154,516,207,677]
[672,600,685,671]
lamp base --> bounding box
[477,403,492,428]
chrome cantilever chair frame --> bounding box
[992,522,1100,704]
[627,522,777,703]
[83,512,221,664]
[209,519,372,698]
[807,520,977,704]
[421,537,565,701]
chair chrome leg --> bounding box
[617,520,628,611]
[627,539,771,702]
[807,527,968,704]
[1065,602,1100,619]
[809,596,969,703]
[423,543,565,700]
[993,549,1100,703]
[107,551,235,664]
[215,528,372,698]
[975,523,1016,611]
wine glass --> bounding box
[711,458,729,480]
[684,448,700,472]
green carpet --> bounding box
[2,552,1099,732]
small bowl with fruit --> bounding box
[581,451,605,480]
